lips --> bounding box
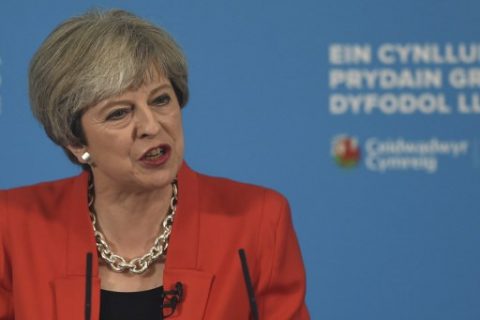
[140,144,171,165]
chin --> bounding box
[146,166,180,187]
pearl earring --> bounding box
[81,152,91,163]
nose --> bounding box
[134,104,161,138]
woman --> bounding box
[0,9,309,320]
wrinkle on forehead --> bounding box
[85,63,167,109]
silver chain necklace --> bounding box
[87,176,178,274]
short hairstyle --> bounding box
[29,9,189,164]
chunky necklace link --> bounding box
[87,177,178,274]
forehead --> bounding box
[76,63,174,120]
[128,67,170,89]
[103,67,171,99]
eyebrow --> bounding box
[97,83,174,115]
[148,83,174,100]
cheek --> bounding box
[89,132,131,158]
[168,114,185,160]
[174,116,185,148]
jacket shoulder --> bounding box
[0,173,86,217]
[197,170,286,197]
[193,170,289,217]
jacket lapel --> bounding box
[163,269,214,319]
[53,276,101,320]
[53,171,101,320]
[163,164,214,319]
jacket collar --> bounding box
[66,170,99,276]
[165,162,200,269]
[163,163,214,319]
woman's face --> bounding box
[68,73,184,192]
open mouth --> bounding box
[141,145,170,161]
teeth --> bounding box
[144,147,165,159]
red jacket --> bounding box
[0,164,309,319]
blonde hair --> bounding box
[29,9,188,163]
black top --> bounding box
[100,286,164,320]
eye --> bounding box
[151,94,171,106]
[106,108,131,121]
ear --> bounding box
[66,144,90,164]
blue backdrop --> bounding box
[1,1,479,319]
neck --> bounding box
[90,177,174,259]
